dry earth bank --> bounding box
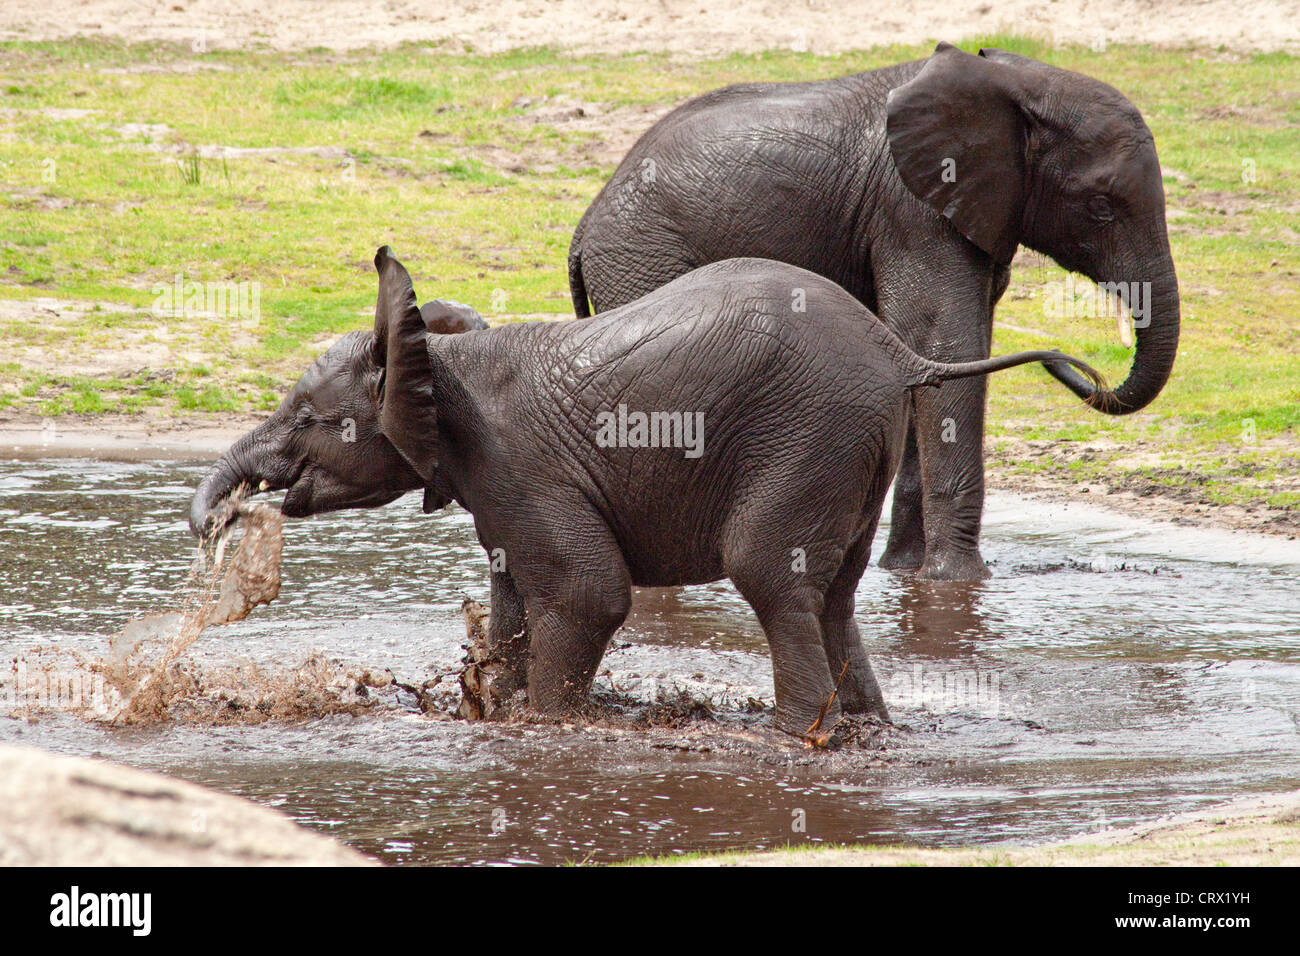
[2,1,1298,55]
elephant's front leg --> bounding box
[526,596,629,714]
[879,418,925,570]
[518,515,633,714]
[486,570,529,696]
[910,373,991,581]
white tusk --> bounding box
[1117,310,1134,349]
[1101,282,1135,349]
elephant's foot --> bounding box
[879,539,926,571]
[918,548,990,582]
[827,653,890,720]
[837,677,890,721]
[772,696,844,748]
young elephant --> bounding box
[362,248,1101,741]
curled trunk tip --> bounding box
[1045,269,1179,416]
[189,432,260,539]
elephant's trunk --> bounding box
[189,430,265,539]
[1045,259,1180,416]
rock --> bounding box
[0,745,376,866]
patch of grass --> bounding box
[272,75,454,121]
[175,383,239,413]
[0,37,1296,511]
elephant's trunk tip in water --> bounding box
[189,430,263,540]
[189,471,254,541]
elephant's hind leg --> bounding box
[723,539,841,740]
[748,600,840,740]
[820,528,889,720]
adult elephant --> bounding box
[568,42,1180,581]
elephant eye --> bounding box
[1088,195,1115,223]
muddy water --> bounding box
[1,458,1297,865]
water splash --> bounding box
[4,498,411,725]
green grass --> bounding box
[0,37,1296,513]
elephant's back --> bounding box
[537,261,910,582]
[563,258,908,392]
[575,62,926,312]
[634,59,923,146]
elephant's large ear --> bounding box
[886,42,1033,265]
[374,246,438,483]
[420,299,488,335]
[370,288,390,368]
[976,47,1056,74]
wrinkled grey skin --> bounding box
[568,43,1181,582]
[188,299,486,539]
[220,248,1099,740]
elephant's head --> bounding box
[885,42,1180,414]
[188,255,486,538]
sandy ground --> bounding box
[660,790,1300,865]
[1,0,1298,55]
[0,413,257,461]
[987,464,1300,538]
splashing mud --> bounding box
[454,598,895,758]
[106,497,286,722]
[5,498,419,725]
[455,598,513,720]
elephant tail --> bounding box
[568,219,592,318]
[909,349,1108,393]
